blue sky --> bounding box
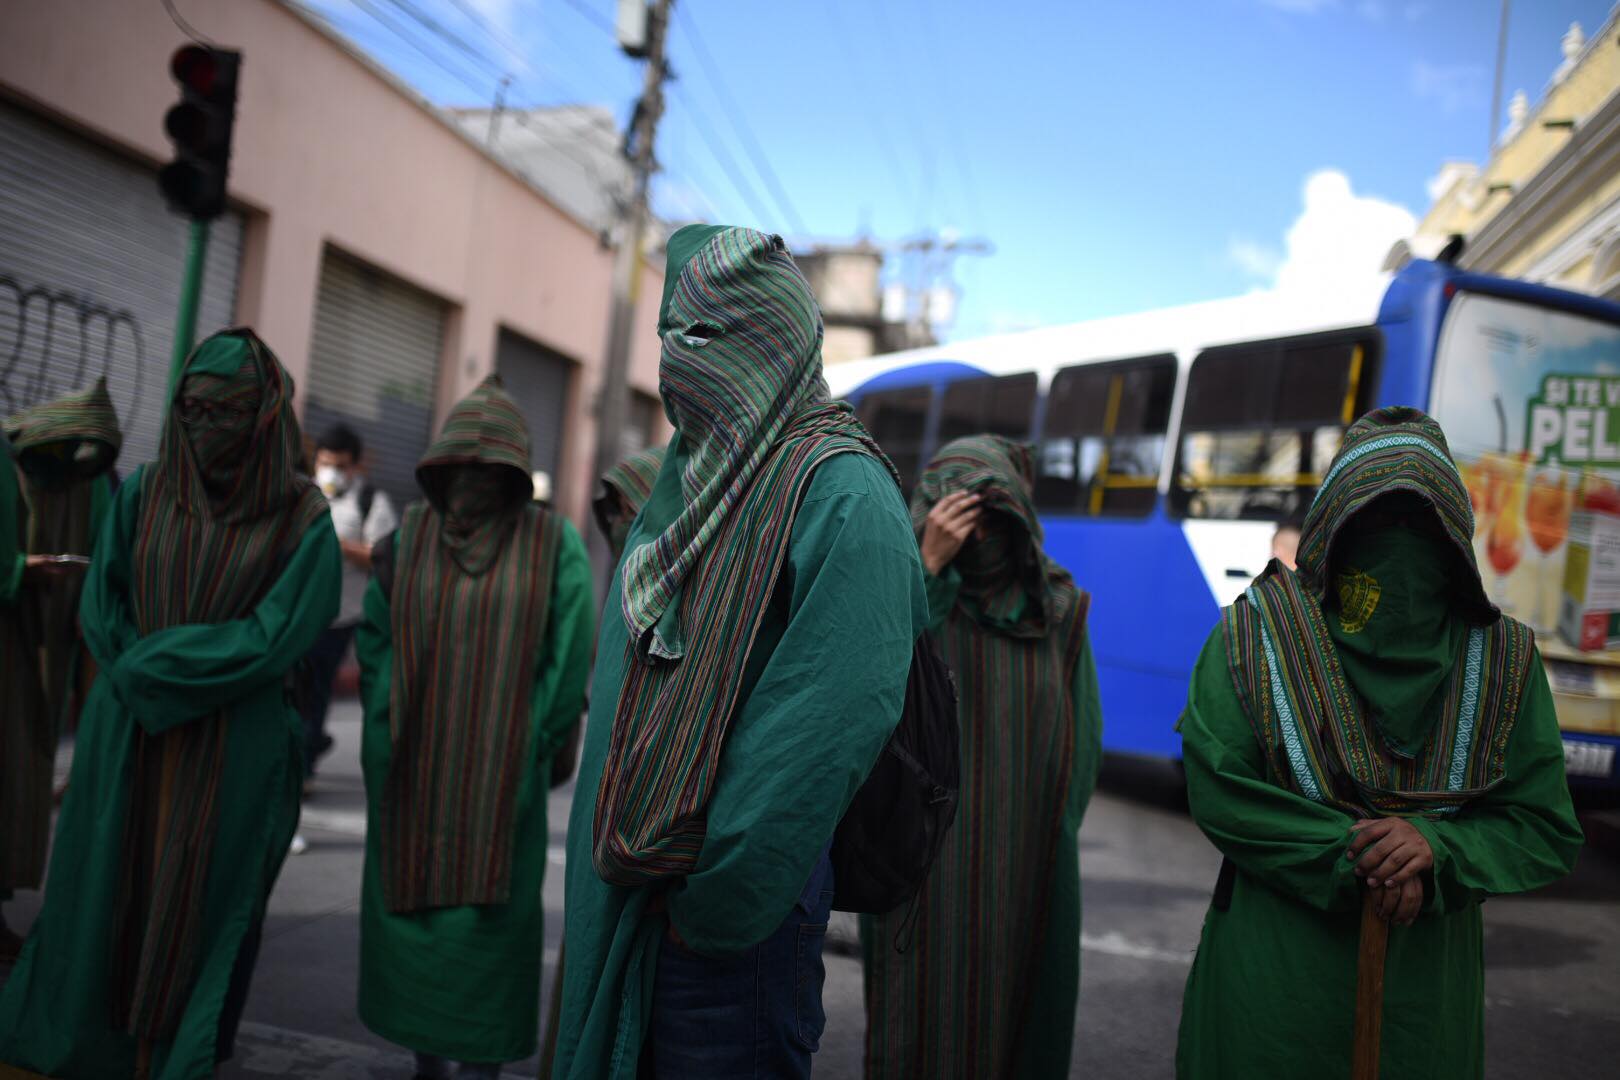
[304,0,1615,340]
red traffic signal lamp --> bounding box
[158,45,240,220]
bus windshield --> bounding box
[1430,291,1620,653]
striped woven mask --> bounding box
[619,227,831,657]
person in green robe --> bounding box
[547,225,926,1080]
[0,328,341,1080]
[863,434,1102,1079]
[354,376,594,1078]
[1,378,121,956]
[593,445,665,562]
[1176,406,1583,1080]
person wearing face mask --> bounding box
[548,226,926,1080]
[1175,407,1582,1080]
[864,435,1101,1079]
[0,328,340,1080]
[592,445,665,563]
[295,423,397,794]
[354,377,593,1080]
[0,377,121,958]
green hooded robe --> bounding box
[355,377,594,1063]
[547,226,926,1078]
[0,330,341,1080]
[863,435,1102,1079]
[1176,407,1583,1080]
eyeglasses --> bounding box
[177,396,255,427]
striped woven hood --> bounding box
[5,376,122,483]
[619,225,836,656]
[594,445,666,561]
[1298,406,1494,623]
[912,435,1075,638]
[415,375,534,513]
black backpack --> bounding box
[830,630,961,916]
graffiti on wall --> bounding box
[0,273,148,419]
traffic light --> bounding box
[158,45,240,220]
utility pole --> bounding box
[590,0,673,589]
[898,229,993,346]
[486,74,512,148]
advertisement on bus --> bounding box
[1430,291,1620,779]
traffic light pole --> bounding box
[588,0,673,595]
[168,217,211,394]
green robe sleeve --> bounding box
[1181,626,1364,913]
[79,470,147,667]
[922,566,961,634]
[530,519,596,761]
[356,572,392,725]
[105,514,341,733]
[669,455,928,954]
[0,436,22,605]
[1409,652,1583,914]
[1072,632,1103,812]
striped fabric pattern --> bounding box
[5,377,122,735]
[908,435,1074,637]
[866,436,1092,1078]
[592,226,896,884]
[111,330,327,1040]
[381,377,560,912]
[1221,407,1534,817]
[593,445,665,561]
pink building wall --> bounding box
[0,0,667,523]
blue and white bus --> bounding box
[827,258,1620,794]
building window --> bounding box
[858,384,933,491]
[1172,329,1380,520]
[1035,355,1176,517]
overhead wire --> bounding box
[667,84,779,230]
[161,0,214,46]
[824,0,918,212]
[559,0,618,39]
[673,5,808,237]
[919,0,987,234]
[379,0,497,72]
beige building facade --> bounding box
[0,0,666,523]
[1402,10,1620,301]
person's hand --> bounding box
[1371,874,1424,926]
[1347,816,1434,888]
[920,491,982,576]
[23,554,81,587]
[339,538,374,570]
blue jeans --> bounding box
[648,851,834,1079]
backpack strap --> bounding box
[371,529,397,602]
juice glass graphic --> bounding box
[1485,454,1528,615]
[1525,468,1573,632]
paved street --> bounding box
[6,702,1620,1078]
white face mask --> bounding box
[315,465,350,497]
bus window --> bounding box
[1036,355,1176,516]
[938,372,1038,444]
[1172,329,1379,520]
[857,385,933,491]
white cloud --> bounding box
[1412,61,1486,114]
[1228,237,1284,279]
[1234,170,1416,308]
[466,0,519,29]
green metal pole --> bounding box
[168,217,211,395]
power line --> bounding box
[919,1,986,233]
[866,0,947,228]
[380,0,495,73]
[825,0,917,212]
[668,84,778,230]
[443,0,531,71]
[673,5,807,236]
[560,0,617,39]
[346,0,500,100]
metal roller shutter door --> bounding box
[0,98,244,472]
[304,249,446,509]
[495,328,573,489]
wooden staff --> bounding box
[1351,887,1390,1080]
